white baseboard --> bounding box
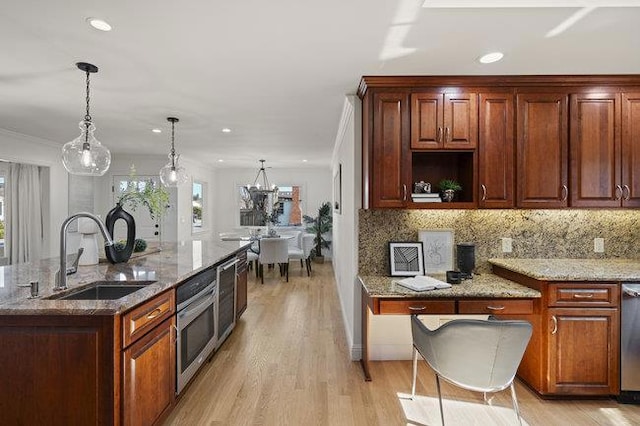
[351,344,362,360]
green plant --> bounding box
[303,201,333,258]
[438,179,462,192]
[117,170,170,220]
[134,238,147,252]
[0,220,4,240]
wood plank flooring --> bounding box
[164,262,640,426]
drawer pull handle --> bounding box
[486,306,505,311]
[573,293,594,299]
[481,184,487,201]
[146,308,163,320]
[551,315,558,335]
[408,306,427,311]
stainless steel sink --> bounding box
[48,281,156,300]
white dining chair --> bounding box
[258,237,289,284]
[289,233,314,276]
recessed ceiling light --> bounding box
[151,128,162,134]
[478,52,504,64]
[302,159,308,163]
[218,159,224,162]
[86,18,112,32]
[221,128,231,133]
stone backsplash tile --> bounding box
[359,209,640,276]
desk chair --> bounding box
[258,237,289,284]
[410,315,532,426]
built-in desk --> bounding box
[358,273,541,381]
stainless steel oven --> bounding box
[217,257,238,347]
[176,267,217,394]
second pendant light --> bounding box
[159,117,188,187]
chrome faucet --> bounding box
[55,212,114,291]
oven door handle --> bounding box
[219,258,239,271]
[177,289,215,325]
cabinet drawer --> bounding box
[548,283,618,307]
[122,290,175,348]
[378,299,455,315]
[458,299,534,315]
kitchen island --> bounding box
[490,258,640,398]
[0,240,250,426]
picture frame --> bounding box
[418,229,454,273]
[389,241,425,276]
[333,163,342,214]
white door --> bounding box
[112,175,161,243]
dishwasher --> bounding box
[620,283,640,403]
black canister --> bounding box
[456,243,475,279]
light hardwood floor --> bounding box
[164,262,640,426]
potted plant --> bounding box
[303,201,333,263]
[438,179,462,202]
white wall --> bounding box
[0,128,67,258]
[331,96,362,360]
[213,166,332,237]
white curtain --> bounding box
[6,163,43,264]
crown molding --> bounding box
[0,127,61,149]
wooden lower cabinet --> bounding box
[546,308,619,395]
[122,316,176,426]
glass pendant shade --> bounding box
[62,121,111,176]
[62,62,111,176]
[159,153,188,187]
[159,117,188,187]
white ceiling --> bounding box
[1,1,639,168]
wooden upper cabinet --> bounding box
[411,92,477,150]
[516,93,569,208]
[371,92,409,208]
[622,93,640,207]
[570,93,622,208]
[411,93,442,149]
[478,92,514,208]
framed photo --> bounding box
[418,229,454,273]
[389,242,425,276]
[333,163,342,214]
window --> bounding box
[192,181,204,233]
[238,184,302,226]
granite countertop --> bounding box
[359,273,541,299]
[489,258,640,281]
[0,240,250,315]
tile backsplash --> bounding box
[359,209,640,275]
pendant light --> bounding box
[62,62,111,176]
[159,117,188,187]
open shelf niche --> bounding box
[411,151,476,207]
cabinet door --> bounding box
[122,316,176,426]
[411,93,443,149]
[547,308,619,395]
[570,93,622,207]
[478,92,514,208]
[622,93,640,207]
[516,93,569,208]
[372,92,409,207]
[443,92,477,149]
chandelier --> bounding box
[241,160,279,221]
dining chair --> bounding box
[258,237,289,284]
[410,315,532,426]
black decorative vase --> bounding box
[105,204,136,264]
